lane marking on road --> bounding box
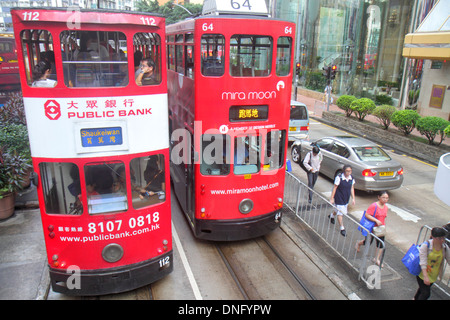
[172,221,203,300]
[388,204,422,223]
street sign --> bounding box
[202,0,268,16]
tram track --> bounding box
[215,229,317,300]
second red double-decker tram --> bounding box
[12,8,172,295]
[167,9,295,241]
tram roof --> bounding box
[166,14,291,34]
[11,7,164,27]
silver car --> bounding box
[291,136,404,191]
[288,100,309,142]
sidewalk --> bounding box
[294,91,450,148]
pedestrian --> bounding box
[329,165,355,237]
[303,145,322,203]
[414,227,450,300]
[443,222,450,241]
[355,191,389,267]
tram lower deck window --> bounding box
[234,135,260,175]
[130,155,166,209]
[39,162,82,215]
[200,134,230,176]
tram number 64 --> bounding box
[88,212,160,234]
[231,0,252,10]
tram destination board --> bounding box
[229,105,268,122]
[80,126,123,147]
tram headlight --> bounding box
[239,199,254,214]
[102,243,124,263]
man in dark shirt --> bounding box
[135,58,157,86]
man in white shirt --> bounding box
[303,145,322,203]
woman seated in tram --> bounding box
[32,60,57,87]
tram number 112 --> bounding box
[159,256,170,268]
[22,12,40,20]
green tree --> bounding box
[349,98,376,121]
[136,0,203,24]
[336,95,356,117]
[391,109,421,136]
[415,116,450,145]
[372,104,396,130]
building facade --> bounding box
[272,0,449,119]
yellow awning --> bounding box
[402,0,450,60]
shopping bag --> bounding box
[401,241,429,276]
[357,204,377,237]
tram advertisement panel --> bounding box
[24,94,168,158]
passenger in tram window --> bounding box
[143,156,165,193]
[32,60,57,87]
[85,176,100,197]
[40,51,56,80]
[135,57,157,86]
[134,50,143,73]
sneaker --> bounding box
[340,229,347,237]
[328,215,335,224]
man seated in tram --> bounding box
[135,57,157,86]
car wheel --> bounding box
[291,146,301,163]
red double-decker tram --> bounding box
[167,4,295,241]
[11,8,172,295]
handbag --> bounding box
[402,241,429,276]
[358,204,377,237]
[373,225,386,237]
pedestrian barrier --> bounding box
[283,171,385,289]
[415,225,450,296]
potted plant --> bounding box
[0,148,32,220]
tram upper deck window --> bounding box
[230,35,272,77]
[60,31,128,88]
[130,154,166,209]
[201,35,225,77]
[20,30,57,87]
[276,37,292,76]
[39,162,82,215]
[200,134,230,176]
[134,32,162,86]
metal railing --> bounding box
[283,171,385,288]
[415,225,450,296]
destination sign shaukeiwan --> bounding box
[229,105,268,122]
[81,127,123,147]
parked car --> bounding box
[291,136,404,191]
[288,100,309,142]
